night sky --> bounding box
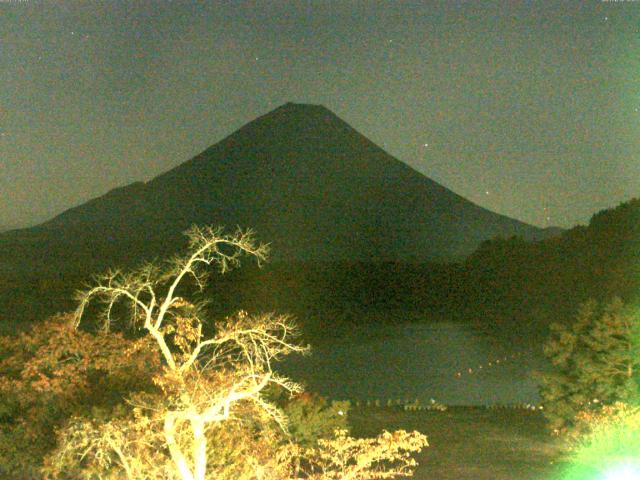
[1,1,638,231]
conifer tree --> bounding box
[539,297,640,433]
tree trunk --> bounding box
[192,417,208,480]
[165,414,195,480]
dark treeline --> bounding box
[463,198,640,334]
[1,198,639,343]
[192,198,640,342]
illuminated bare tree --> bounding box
[45,225,427,480]
[62,226,308,480]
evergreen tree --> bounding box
[539,298,640,433]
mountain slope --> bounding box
[2,103,556,269]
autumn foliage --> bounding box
[0,226,427,479]
[0,313,158,477]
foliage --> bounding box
[0,313,157,478]
[301,428,428,480]
[538,298,640,433]
[30,225,427,480]
[281,392,350,447]
[44,393,292,480]
[560,402,640,479]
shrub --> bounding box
[281,392,350,447]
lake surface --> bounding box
[278,322,549,406]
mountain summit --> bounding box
[3,103,555,267]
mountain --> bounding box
[0,224,22,234]
[0,103,558,274]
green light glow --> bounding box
[561,459,640,480]
[602,462,640,480]
[555,296,640,480]
[559,403,640,480]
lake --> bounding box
[278,321,549,406]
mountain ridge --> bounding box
[3,102,559,266]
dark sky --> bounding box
[1,1,638,230]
